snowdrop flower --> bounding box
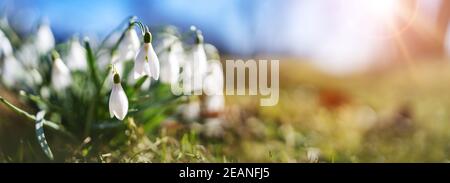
[133,31,160,80]
[16,43,39,68]
[0,30,13,58]
[117,27,140,62]
[155,31,178,53]
[51,51,72,91]
[204,43,220,61]
[96,49,112,69]
[1,55,26,87]
[109,71,128,120]
[65,38,87,71]
[182,32,208,93]
[160,45,181,85]
[103,52,127,89]
[203,60,224,95]
[155,30,184,64]
[202,60,225,114]
[35,22,55,54]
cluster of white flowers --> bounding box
[106,23,160,120]
[168,29,225,137]
[1,22,54,88]
[107,23,225,123]
[0,17,227,159]
[0,17,225,126]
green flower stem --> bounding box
[0,95,77,141]
[130,21,146,36]
[110,19,146,54]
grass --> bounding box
[3,58,450,162]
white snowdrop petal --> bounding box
[133,43,160,80]
[161,49,181,85]
[117,87,129,120]
[66,40,87,70]
[0,30,13,57]
[182,44,208,93]
[110,84,128,120]
[35,24,55,54]
[143,57,152,77]
[129,29,140,50]
[203,60,224,95]
[193,44,208,77]
[118,29,141,62]
[108,92,115,118]
[2,56,25,87]
[111,87,122,119]
[51,59,72,90]
[148,44,160,80]
[17,43,39,68]
[134,60,146,79]
[134,47,147,79]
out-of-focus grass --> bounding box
[2,59,450,162]
[221,59,450,162]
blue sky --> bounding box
[1,0,446,73]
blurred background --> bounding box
[2,0,450,162]
[1,0,449,73]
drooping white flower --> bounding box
[155,32,185,65]
[65,38,87,71]
[133,31,160,80]
[109,72,128,120]
[202,60,225,114]
[182,39,208,93]
[103,52,127,90]
[204,43,220,61]
[26,69,43,86]
[0,30,13,58]
[16,43,39,68]
[159,44,182,85]
[96,49,112,68]
[51,51,72,91]
[203,60,224,95]
[117,28,140,62]
[1,55,26,87]
[35,22,55,55]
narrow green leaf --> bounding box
[0,95,77,141]
[133,76,149,91]
[84,39,101,89]
[35,111,54,160]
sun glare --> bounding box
[366,0,399,20]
